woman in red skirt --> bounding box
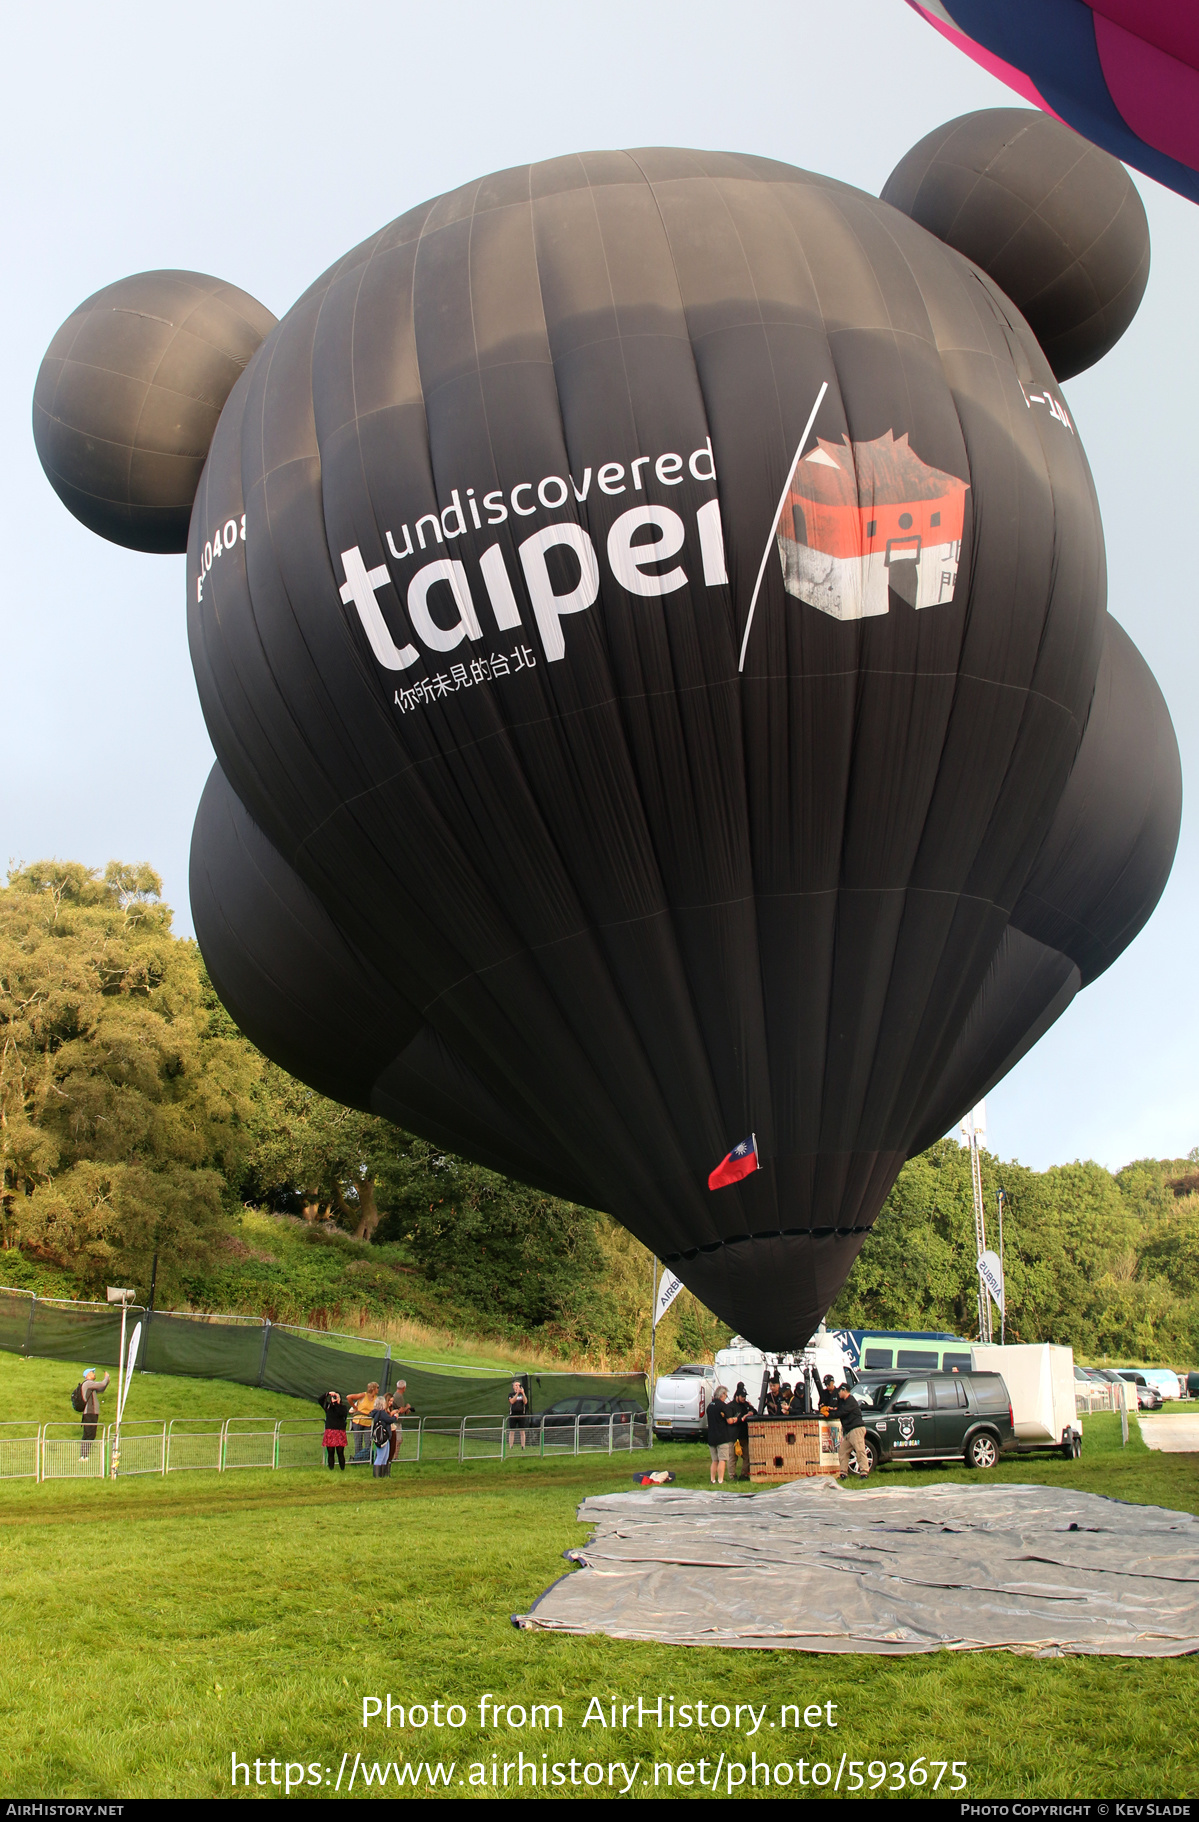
[319,1389,350,1470]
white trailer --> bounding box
[971,1343,1082,1457]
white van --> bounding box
[652,1363,718,1439]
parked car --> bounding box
[1090,1368,1133,1393]
[1115,1372,1164,1410]
[851,1371,1017,1472]
[1139,1369,1182,1401]
[539,1395,645,1430]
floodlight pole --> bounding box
[107,1288,134,1480]
[113,1298,128,1481]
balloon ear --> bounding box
[881,108,1149,381]
[33,271,276,553]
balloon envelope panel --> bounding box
[881,108,1150,380]
[186,148,1171,1346]
[33,271,277,553]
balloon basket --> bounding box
[748,1419,841,1481]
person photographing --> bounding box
[508,1379,529,1450]
[76,1367,109,1461]
[319,1388,350,1470]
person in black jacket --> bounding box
[508,1379,530,1451]
[707,1386,734,1484]
[764,1372,785,1418]
[835,1385,871,1480]
[728,1382,754,1481]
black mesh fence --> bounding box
[0,1288,646,1418]
[143,1311,283,1389]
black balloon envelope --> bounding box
[35,117,1181,1347]
[33,271,277,553]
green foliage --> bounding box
[0,862,258,1299]
[3,857,1196,1369]
[382,1146,609,1330]
[829,1140,1199,1361]
[234,1058,405,1239]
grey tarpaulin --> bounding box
[514,1479,1199,1656]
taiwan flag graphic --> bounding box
[708,1135,759,1191]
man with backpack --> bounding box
[74,1368,110,1460]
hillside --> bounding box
[1,860,1196,1370]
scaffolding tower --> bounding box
[963,1106,992,1344]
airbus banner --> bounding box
[977,1249,1005,1316]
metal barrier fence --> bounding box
[0,1421,41,1480]
[1075,1382,1137,1416]
[8,1412,651,1483]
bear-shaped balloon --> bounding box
[36,113,1180,1348]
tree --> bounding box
[237,1061,420,1240]
[382,1145,611,1332]
[0,861,259,1297]
[827,1136,1199,1359]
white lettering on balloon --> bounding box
[333,440,732,697]
[195,511,246,603]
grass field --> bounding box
[2,1366,1196,1803]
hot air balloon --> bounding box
[34,120,1181,1348]
[906,1,1199,207]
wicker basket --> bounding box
[748,1418,841,1481]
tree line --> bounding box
[0,860,1194,1363]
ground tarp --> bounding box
[515,1479,1199,1656]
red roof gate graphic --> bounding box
[776,430,969,621]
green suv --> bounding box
[853,1371,1016,1471]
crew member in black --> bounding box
[728,1382,754,1481]
[706,1385,735,1485]
[818,1374,839,1421]
[764,1373,784,1417]
[835,1385,871,1480]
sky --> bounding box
[2,1,1195,1173]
